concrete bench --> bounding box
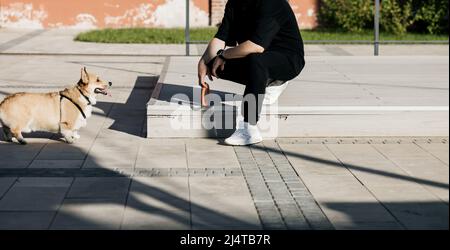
[147,56,449,138]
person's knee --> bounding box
[246,53,264,66]
[245,53,267,76]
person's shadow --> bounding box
[95,76,239,138]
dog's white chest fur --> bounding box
[74,94,94,130]
[74,105,92,130]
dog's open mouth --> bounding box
[94,88,109,95]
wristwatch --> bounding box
[217,49,227,61]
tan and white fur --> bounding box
[0,67,111,145]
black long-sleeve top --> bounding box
[214,0,304,57]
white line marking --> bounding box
[273,106,450,112]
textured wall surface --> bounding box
[0,0,318,29]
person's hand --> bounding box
[198,58,213,87]
[211,57,226,78]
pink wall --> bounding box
[0,0,318,29]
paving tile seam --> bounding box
[0,30,47,52]
[322,144,408,230]
[0,177,18,200]
[0,168,243,178]
[413,143,450,167]
[47,177,76,229]
[276,137,449,145]
[185,143,194,230]
[369,143,449,204]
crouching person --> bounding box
[198,0,305,146]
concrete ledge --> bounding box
[147,56,449,138]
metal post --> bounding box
[374,0,380,56]
[0,0,3,28]
[185,0,190,56]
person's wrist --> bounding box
[217,49,227,61]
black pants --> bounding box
[211,51,305,125]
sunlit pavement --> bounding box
[0,29,448,230]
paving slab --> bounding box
[416,143,449,166]
[29,160,84,169]
[0,143,44,161]
[373,144,449,202]
[122,207,190,230]
[327,143,448,229]
[0,177,72,211]
[0,177,16,198]
[51,198,126,230]
[190,177,262,230]
[0,211,55,230]
[37,143,90,160]
[187,139,240,169]
[66,177,130,200]
[278,143,403,229]
[136,140,188,169]
[1,36,448,230]
[123,177,190,230]
[127,177,190,212]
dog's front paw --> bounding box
[18,139,28,145]
[65,136,75,144]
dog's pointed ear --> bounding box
[80,67,89,84]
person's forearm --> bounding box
[222,41,264,59]
[202,38,226,63]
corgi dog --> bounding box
[0,67,111,145]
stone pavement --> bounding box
[0,28,448,56]
[147,56,449,138]
[0,29,448,230]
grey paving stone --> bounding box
[0,160,32,169]
[416,143,449,165]
[67,177,131,200]
[0,212,55,230]
[29,160,84,169]
[83,158,136,169]
[0,177,72,211]
[192,209,262,230]
[0,177,16,198]
[37,144,89,160]
[136,143,187,169]
[51,198,125,230]
[190,177,262,229]
[187,141,241,169]
[122,207,190,230]
[127,177,190,212]
[15,177,73,187]
[0,143,44,160]
[278,203,310,230]
[373,144,449,202]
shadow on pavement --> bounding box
[0,140,260,230]
[324,201,449,230]
[259,144,449,190]
[0,76,260,230]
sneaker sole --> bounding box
[224,138,263,146]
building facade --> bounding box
[0,0,318,29]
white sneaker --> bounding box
[224,122,263,146]
[263,81,289,105]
